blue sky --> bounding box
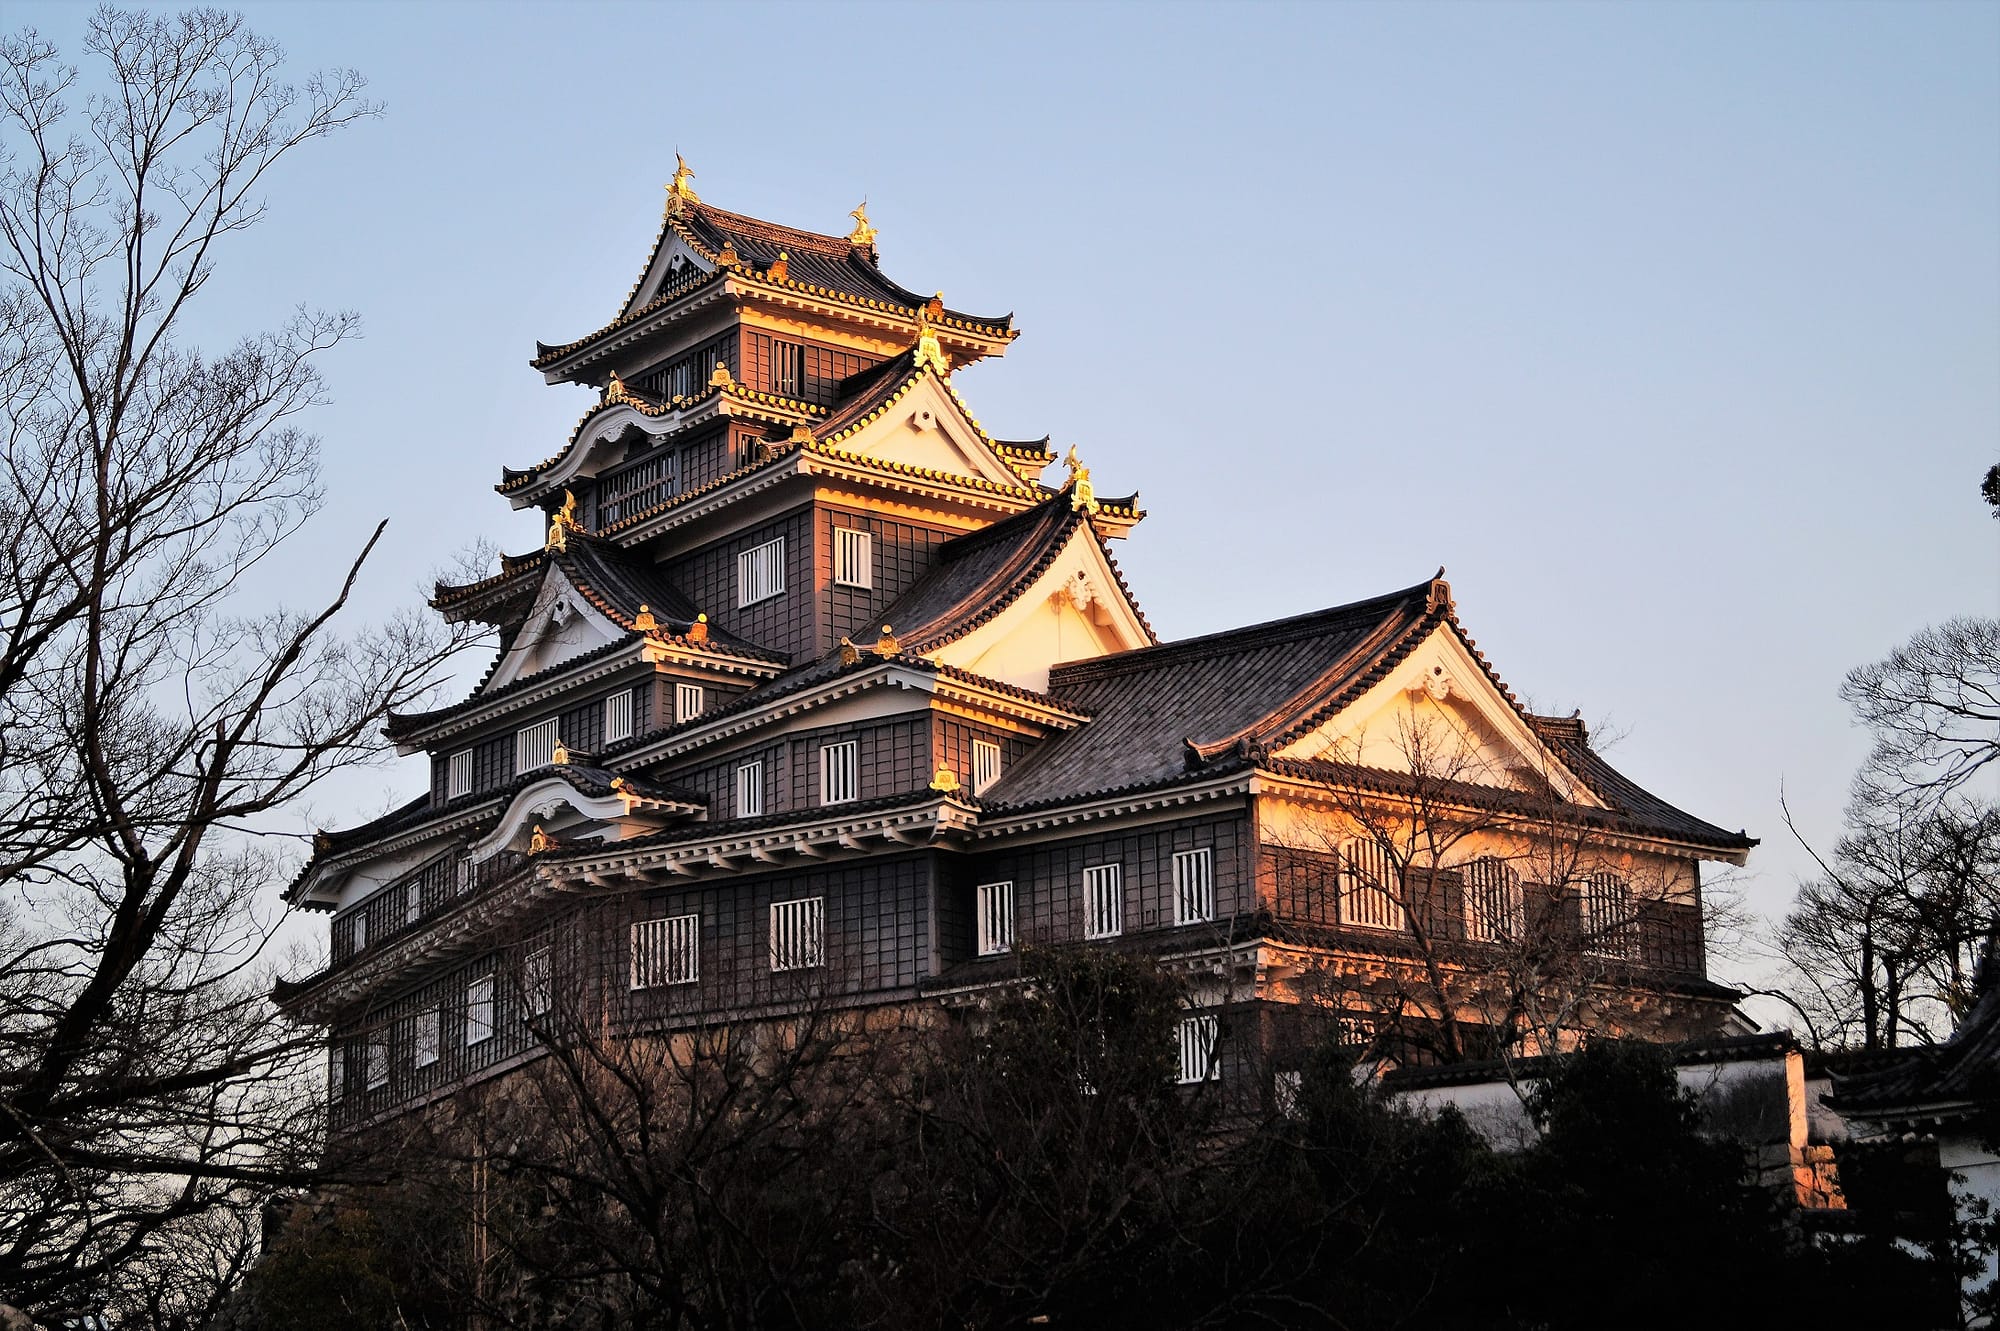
[14,1,1998,993]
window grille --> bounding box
[772,340,805,396]
[738,537,786,606]
[447,749,473,798]
[1177,1013,1219,1084]
[834,527,873,588]
[1582,872,1636,959]
[604,690,633,744]
[1341,838,1406,931]
[365,1036,389,1091]
[736,761,764,818]
[1173,848,1215,925]
[676,683,705,721]
[1465,857,1524,942]
[971,739,1002,796]
[351,910,367,954]
[414,1009,440,1068]
[821,740,858,805]
[455,856,474,896]
[465,975,495,1046]
[631,915,700,988]
[1273,1069,1303,1118]
[769,897,824,972]
[524,946,553,1016]
[977,881,1015,956]
[1084,864,1123,939]
[517,718,559,772]
[329,1046,345,1102]
[406,880,422,928]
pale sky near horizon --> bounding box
[12,0,1998,1009]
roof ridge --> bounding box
[686,199,855,255]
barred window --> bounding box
[364,1036,389,1091]
[1084,864,1123,939]
[329,1046,345,1102]
[455,856,474,896]
[1173,848,1214,926]
[820,741,858,806]
[631,915,700,988]
[1465,857,1524,943]
[738,537,786,606]
[465,976,495,1046]
[736,760,764,818]
[977,881,1014,956]
[1582,872,1636,959]
[1341,838,1406,931]
[771,340,805,397]
[604,690,633,744]
[834,527,873,588]
[770,897,824,972]
[405,880,422,928]
[517,717,559,772]
[677,683,705,722]
[351,910,368,954]
[971,739,1002,796]
[447,748,473,798]
[413,1008,440,1068]
[524,946,553,1016]
[1177,1013,1220,1085]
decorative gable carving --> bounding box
[933,524,1150,691]
[484,567,627,693]
[830,374,1027,490]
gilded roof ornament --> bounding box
[847,202,877,247]
[665,153,699,214]
[529,824,552,854]
[708,361,735,389]
[838,637,860,665]
[605,369,629,404]
[789,424,816,446]
[911,320,949,377]
[929,766,961,793]
[926,292,944,319]
[632,603,658,633]
[1062,446,1099,514]
[875,624,900,656]
[767,251,789,282]
[552,741,570,767]
[546,489,582,551]
[687,612,709,644]
[716,238,739,268]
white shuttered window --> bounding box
[1465,857,1524,943]
[1173,848,1214,925]
[631,915,700,988]
[977,881,1015,956]
[465,976,494,1046]
[821,741,858,806]
[770,897,824,972]
[737,537,786,606]
[603,690,633,744]
[834,527,872,588]
[414,1009,440,1068]
[736,760,764,818]
[1177,1013,1219,1085]
[1341,838,1406,931]
[972,739,1002,795]
[365,1037,388,1090]
[676,683,705,721]
[447,749,472,798]
[1084,864,1123,939]
[517,718,559,772]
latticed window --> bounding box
[465,976,494,1046]
[771,340,805,396]
[524,946,553,1016]
[1341,838,1406,931]
[977,881,1014,956]
[834,527,872,588]
[1582,872,1636,959]
[1173,848,1214,925]
[821,741,858,805]
[769,898,824,972]
[329,1046,345,1102]
[1084,864,1123,939]
[737,537,786,606]
[631,915,700,988]
[413,1008,440,1068]
[351,910,368,954]
[972,739,1002,796]
[447,748,472,798]
[676,683,705,722]
[1465,857,1524,942]
[604,690,634,744]
[365,1036,388,1091]
[405,881,422,928]
[1177,1013,1219,1085]
[516,718,559,772]
[736,761,764,818]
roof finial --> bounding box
[546,490,582,551]
[876,624,900,656]
[605,368,627,404]
[910,317,949,377]
[847,201,877,247]
[666,153,699,214]
[1062,446,1098,514]
[767,251,789,283]
[632,603,658,633]
[930,766,961,793]
[687,612,709,644]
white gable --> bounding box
[1273,623,1601,807]
[485,566,626,692]
[829,374,1027,490]
[625,230,713,317]
[932,523,1150,691]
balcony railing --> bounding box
[331,849,532,967]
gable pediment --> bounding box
[485,566,628,692]
[825,373,1029,490]
[932,523,1151,691]
[626,230,714,318]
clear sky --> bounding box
[14,1,1998,1001]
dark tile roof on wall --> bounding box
[1828,979,2000,1119]
[1528,717,1755,852]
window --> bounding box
[517,717,559,772]
[455,856,474,896]
[1173,848,1214,925]
[1582,872,1636,959]
[329,1046,345,1102]
[405,880,422,928]
[1465,857,1524,943]
[524,946,553,1017]
[351,910,367,954]
[465,975,494,1046]
[413,1008,440,1069]
[738,537,786,606]
[1177,1013,1219,1085]
[820,740,858,806]
[676,683,705,722]
[1340,838,1406,931]
[631,915,700,988]
[604,690,633,744]
[1084,864,1123,939]
[447,749,472,798]
[770,897,824,971]
[834,527,872,589]
[976,881,1015,956]
[736,760,764,818]
[365,1035,388,1091]
[771,340,805,396]
[971,739,1002,796]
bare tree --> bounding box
[1843,617,2000,807]
[0,10,469,1321]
